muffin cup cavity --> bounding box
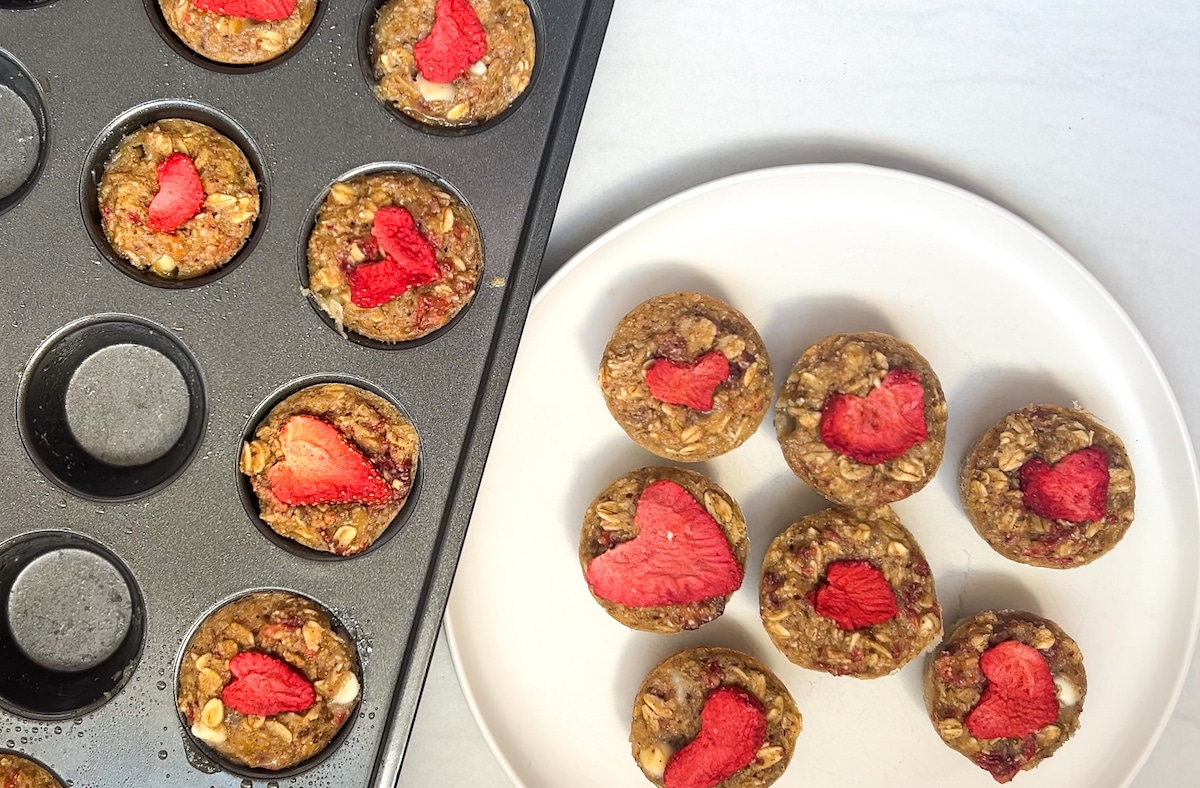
[80,99,270,289]
[174,587,363,779]
[237,374,423,561]
[144,0,327,74]
[0,531,146,720]
[0,46,49,217]
[298,161,483,348]
[17,314,208,501]
[359,0,541,135]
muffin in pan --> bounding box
[98,118,259,280]
[159,0,319,66]
[960,404,1135,568]
[0,753,63,788]
[924,610,1086,784]
[599,292,774,462]
[631,647,802,788]
[775,331,947,507]
[240,382,418,556]
[177,590,361,772]
[580,466,748,633]
[759,505,941,678]
[305,170,483,343]
[373,0,535,127]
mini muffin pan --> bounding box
[0,1,612,785]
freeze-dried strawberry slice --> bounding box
[1019,446,1109,523]
[663,686,767,788]
[820,367,928,464]
[221,651,315,717]
[348,206,441,308]
[966,640,1059,740]
[585,480,743,607]
[147,152,205,233]
[812,560,898,630]
[266,415,393,506]
[413,0,488,83]
[645,351,730,411]
[192,0,296,22]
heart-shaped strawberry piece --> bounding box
[663,686,767,788]
[413,0,488,83]
[266,415,393,506]
[1019,446,1109,523]
[812,560,898,630]
[585,480,743,607]
[644,351,731,411]
[966,640,1059,739]
[820,367,927,464]
[193,0,296,22]
[221,651,315,717]
[147,152,205,234]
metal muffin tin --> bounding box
[0,1,612,785]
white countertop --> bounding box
[400,1,1200,786]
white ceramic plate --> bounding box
[445,165,1200,788]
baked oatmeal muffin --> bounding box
[98,118,259,280]
[924,611,1086,784]
[159,0,319,66]
[599,293,773,462]
[0,753,63,788]
[631,647,801,788]
[775,332,947,507]
[580,467,748,633]
[240,382,418,555]
[178,590,361,771]
[305,170,483,342]
[759,506,941,679]
[960,404,1135,568]
[372,0,535,127]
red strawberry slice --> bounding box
[812,560,898,630]
[585,480,743,607]
[1019,446,1109,523]
[266,415,393,506]
[147,152,205,234]
[966,640,1059,740]
[644,351,730,411]
[221,651,316,717]
[192,0,297,22]
[347,206,441,308]
[820,367,928,464]
[663,686,767,788]
[413,0,488,83]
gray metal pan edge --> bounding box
[0,1,613,786]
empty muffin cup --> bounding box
[17,314,208,501]
[0,531,146,720]
[0,46,49,217]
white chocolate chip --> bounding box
[469,60,487,76]
[1054,674,1079,706]
[415,75,456,103]
[331,672,361,706]
[190,720,227,746]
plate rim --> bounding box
[444,162,1200,788]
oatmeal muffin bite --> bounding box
[775,331,947,507]
[580,467,748,633]
[98,118,259,280]
[631,647,801,788]
[759,506,941,679]
[178,590,361,771]
[373,0,535,127]
[0,754,62,788]
[159,0,319,66]
[960,404,1135,568]
[924,611,1086,784]
[600,293,773,462]
[306,171,483,342]
[240,382,418,555]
